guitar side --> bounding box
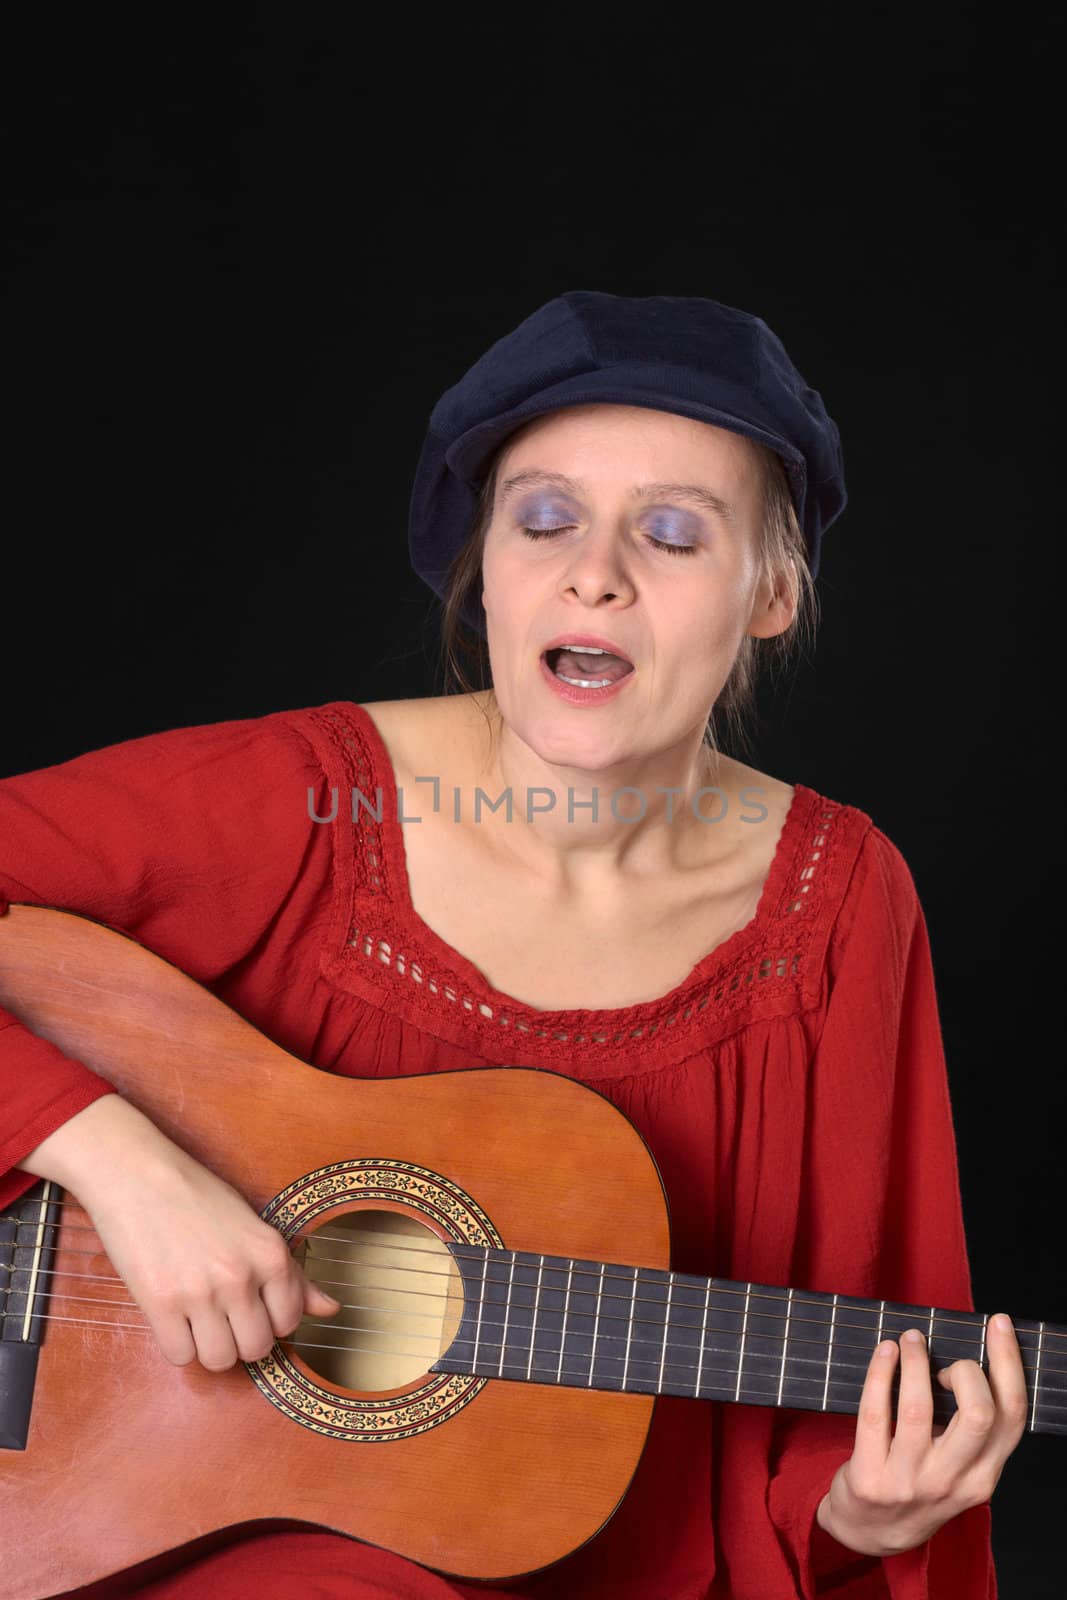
[0,903,668,1596]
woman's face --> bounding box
[479,402,787,772]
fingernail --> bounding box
[904,1329,924,1344]
[993,1314,1012,1334]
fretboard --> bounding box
[431,1246,1066,1436]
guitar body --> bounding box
[0,906,666,1597]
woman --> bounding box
[0,292,1026,1598]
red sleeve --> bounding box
[765,826,996,1598]
[0,708,325,1213]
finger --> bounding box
[931,1356,995,1481]
[935,1314,1025,1475]
[850,1333,900,1478]
[888,1328,936,1474]
[985,1314,1031,1445]
[186,1306,240,1373]
[146,1304,197,1367]
[259,1255,317,1339]
[226,1288,283,1364]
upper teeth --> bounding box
[558,645,605,653]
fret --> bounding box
[526,1256,545,1382]
[776,1288,793,1408]
[656,1273,674,1395]
[695,1279,711,1398]
[556,1261,574,1384]
[620,1267,639,1389]
[471,1249,489,1370]
[587,1264,605,1387]
[1031,1323,1045,1434]
[735,1283,751,1403]
[497,1252,516,1378]
[825,1292,844,1408]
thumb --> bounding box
[304,1276,341,1311]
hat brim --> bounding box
[442,370,808,508]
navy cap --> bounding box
[408,290,846,634]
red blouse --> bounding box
[0,699,997,1599]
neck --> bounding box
[461,693,725,887]
[432,1244,1064,1437]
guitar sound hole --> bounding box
[287,1207,464,1394]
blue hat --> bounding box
[408,290,847,635]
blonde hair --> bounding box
[434,426,819,765]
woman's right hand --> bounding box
[87,1144,342,1371]
[17,1093,341,1371]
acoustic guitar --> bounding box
[0,903,1063,1598]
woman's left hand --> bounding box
[815,1314,1030,1557]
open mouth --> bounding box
[543,646,635,687]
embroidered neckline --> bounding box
[307,701,852,1062]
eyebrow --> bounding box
[498,469,736,523]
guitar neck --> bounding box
[433,1245,1067,1437]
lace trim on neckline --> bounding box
[308,702,848,1053]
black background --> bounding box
[6,13,1063,1591]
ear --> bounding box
[747,567,796,641]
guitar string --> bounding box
[5,1291,1066,1412]
[8,1273,1067,1397]
[4,1226,1065,1375]
[19,1302,1060,1417]
[4,1216,1062,1369]
[4,1203,1062,1356]
[4,1265,1066,1396]
[12,1199,1063,1357]
[9,1261,1066,1383]
[6,1239,1066,1377]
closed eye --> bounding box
[520,527,697,557]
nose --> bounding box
[557,524,637,610]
